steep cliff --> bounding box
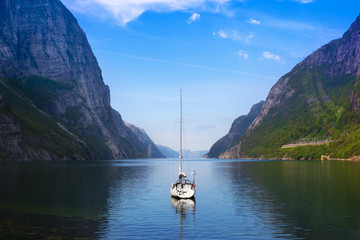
[220,15,360,160]
[206,101,264,158]
[122,119,165,158]
[0,0,136,160]
[156,145,179,158]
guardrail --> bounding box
[282,137,331,149]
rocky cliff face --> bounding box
[206,101,264,158]
[301,15,360,78]
[220,14,360,160]
[156,145,179,158]
[123,121,165,158]
[247,78,294,133]
[0,0,141,160]
[111,108,164,158]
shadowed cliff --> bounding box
[0,0,158,160]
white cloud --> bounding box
[248,18,261,25]
[245,32,255,44]
[296,0,314,3]
[262,52,281,61]
[280,0,314,3]
[214,30,255,44]
[213,30,242,41]
[235,50,249,59]
[214,30,229,39]
[61,0,229,26]
[187,13,200,23]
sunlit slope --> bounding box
[220,15,360,160]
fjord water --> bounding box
[1,159,360,239]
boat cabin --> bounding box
[176,179,192,185]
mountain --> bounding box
[0,0,154,160]
[157,145,179,158]
[220,15,360,160]
[205,101,264,158]
[182,150,208,158]
[123,121,165,158]
[157,145,207,158]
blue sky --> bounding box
[61,0,360,151]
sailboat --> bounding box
[170,89,196,199]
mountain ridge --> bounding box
[0,0,159,160]
[219,14,360,160]
[123,120,165,158]
[205,101,264,158]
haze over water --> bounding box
[1,159,360,239]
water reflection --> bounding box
[170,197,196,240]
[2,159,360,239]
[218,160,360,239]
[0,160,152,239]
[170,197,196,216]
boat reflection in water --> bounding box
[170,197,196,239]
[171,197,196,215]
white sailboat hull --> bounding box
[170,183,195,199]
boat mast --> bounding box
[179,89,183,178]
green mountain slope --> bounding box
[0,76,88,160]
[206,101,264,158]
[220,15,360,160]
[0,76,138,160]
[0,0,164,161]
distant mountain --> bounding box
[182,150,208,158]
[157,145,207,158]
[123,121,165,158]
[0,0,156,160]
[220,14,360,160]
[157,145,179,158]
[205,101,264,158]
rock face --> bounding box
[122,120,165,158]
[0,109,24,159]
[157,145,179,158]
[247,78,294,133]
[220,14,360,160]
[301,15,360,78]
[205,101,264,158]
[0,0,156,160]
[182,150,208,158]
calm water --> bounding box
[1,159,360,239]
